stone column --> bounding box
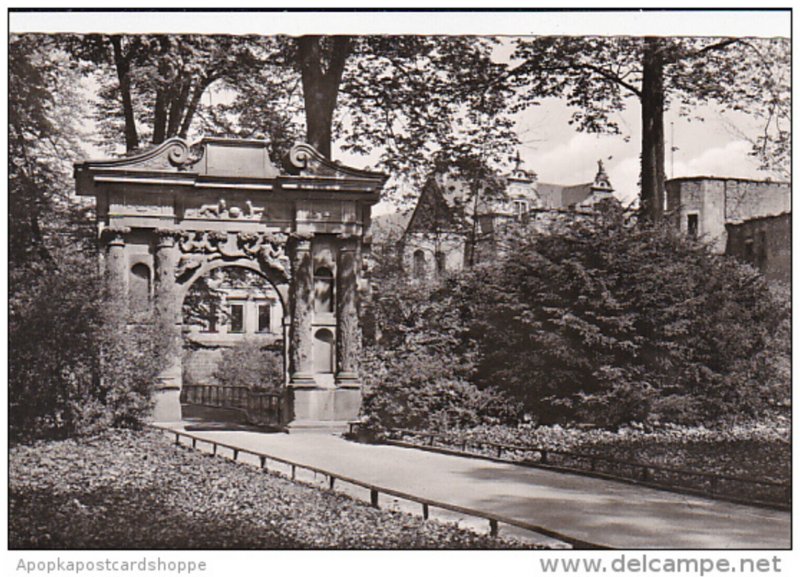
[152,229,182,421]
[288,234,315,385]
[335,237,361,386]
[154,229,180,327]
[102,226,130,303]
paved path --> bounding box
[156,423,790,549]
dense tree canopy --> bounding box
[63,34,518,185]
[9,36,170,442]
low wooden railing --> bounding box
[181,384,283,428]
[152,424,606,549]
[383,428,790,510]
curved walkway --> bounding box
[156,423,790,549]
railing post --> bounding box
[489,519,499,538]
[641,467,649,482]
[422,503,429,520]
[496,446,503,459]
[540,450,548,464]
[174,432,180,445]
[260,456,267,470]
[192,438,197,449]
[291,465,296,480]
[212,443,217,456]
[370,489,379,508]
[233,449,239,461]
[329,476,335,490]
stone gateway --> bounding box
[75,138,387,427]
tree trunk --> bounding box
[640,37,666,222]
[152,37,173,145]
[110,36,139,153]
[166,79,191,139]
[297,36,352,159]
[179,77,212,138]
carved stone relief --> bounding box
[175,230,290,281]
[188,198,266,220]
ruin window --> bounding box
[435,251,446,275]
[129,263,151,313]
[228,303,244,333]
[744,239,755,263]
[413,249,426,279]
[513,200,529,220]
[687,214,699,239]
[314,267,334,313]
[257,303,271,333]
[757,230,768,269]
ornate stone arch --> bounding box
[75,137,387,426]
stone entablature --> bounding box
[75,138,387,426]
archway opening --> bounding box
[181,266,286,394]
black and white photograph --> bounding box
[4,4,794,574]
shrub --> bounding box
[469,204,789,426]
[9,248,171,443]
[212,339,284,391]
[360,274,521,431]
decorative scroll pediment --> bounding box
[81,138,203,172]
[285,143,388,182]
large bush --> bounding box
[360,275,521,431]
[212,339,284,391]
[468,204,788,426]
[9,249,171,443]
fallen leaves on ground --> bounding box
[401,419,790,504]
[10,429,539,550]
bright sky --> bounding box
[10,8,789,212]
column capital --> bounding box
[337,232,359,243]
[155,227,179,248]
[101,226,130,246]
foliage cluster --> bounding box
[9,251,172,443]
[362,203,789,430]
[429,417,790,485]
[361,274,522,431]
[211,340,284,391]
[9,36,171,443]
[10,429,535,549]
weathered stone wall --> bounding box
[402,233,466,279]
[724,180,790,223]
[666,178,790,255]
[725,213,791,284]
[183,347,224,385]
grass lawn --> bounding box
[10,429,534,549]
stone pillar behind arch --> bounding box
[288,233,315,385]
[332,235,363,421]
[102,226,129,305]
[335,236,360,386]
[152,228,182,422]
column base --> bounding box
[290,372,316,386]
[288,386,362,422]
[335,372,360,387]
[150,387,182,423]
